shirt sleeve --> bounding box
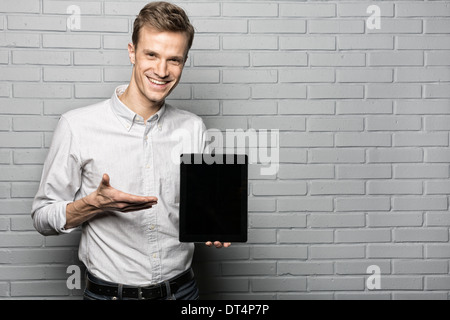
[31,116,82,236]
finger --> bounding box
[223,242,231,248]
[116,200,158,212]
[214,241,223,248]
[102,173,110,186]
[205,241,213,247]
[115,193,158,204]
[100,173,111,188]
[120,203,156,212]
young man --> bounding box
[32,1,228,300]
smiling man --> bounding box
[31,1,228,300]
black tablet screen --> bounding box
[179,154,248,242]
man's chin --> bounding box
[143,93,167,106]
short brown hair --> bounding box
[132,1,194,55]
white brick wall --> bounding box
[0,0,449,300]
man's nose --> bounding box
[154,60,169,78]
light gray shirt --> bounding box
[32,85,207,286]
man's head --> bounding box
[132,1,194,57]
[126,2,194,111]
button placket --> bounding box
[143,121,161,282]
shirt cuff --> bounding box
[56,201,78,234]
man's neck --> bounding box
[118,84,163,122]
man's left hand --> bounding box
[205,241,231,248]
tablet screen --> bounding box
[179,154,248,242]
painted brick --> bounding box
[12,50,71,65]
[280,36,336,51]
[250,213,306,228]
[307,117,363,132]
[278,164,334,179]
[74,51,130,66]
[397,3,450,17]
[398,36,450,50]
[309,148,365,164]
[7,16,66,31]
[368,244,423,259]
[369,51,423,66]
[308,277,364,291]
[309,53,365,66]
[368,213,423,227]
[310,245,365,260]
[426,51,450,66]
[0,33,40,47]
[367,180,422,195]
[338,36,394,50]
[0,0,449,300]
[367,148,423,163]
[335,197,391,211]
[250,19,306,34]
[223,36,278,50]
[335,229,391,243]
[337,68,393,83]
[252,52,307,67]
[223,3,278,17]
[394,132,448,147]
[393,197,448,211]
[43,34,101,49]
[277,198,334,212]
[194,52,249,67]
[43,0,102,15]
[338,3,394,17]
[0,0,39,13]
[309,213,365,228]
[280,68,334,83]
[310,181,364,195]
[280,3,336,17]
[278,262,333,276]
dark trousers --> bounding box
[83,270,199,300]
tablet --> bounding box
[179,153,248,243]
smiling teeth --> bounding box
[149,78,166,85]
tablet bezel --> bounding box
[179,153,248,243]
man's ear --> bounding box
[128,43,136,65]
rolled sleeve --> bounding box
[32,201,76,235]
[31,116,82,236]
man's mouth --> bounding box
[147,77,170,87]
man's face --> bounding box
[128,26,188,107]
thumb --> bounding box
[100,173,111,188]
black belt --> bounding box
[86,268,194,300]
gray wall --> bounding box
[0,0,450,299]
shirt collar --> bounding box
[111,85,166,132]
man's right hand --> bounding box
[65,173,158,229]
[89,173,158,212]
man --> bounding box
[32,1,228,300]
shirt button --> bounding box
[150,225,155,230]
[152,253,157,259]
[146,164,150,169]
[144,136,148,140]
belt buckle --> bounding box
[137,287,144,300]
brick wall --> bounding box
[0,0,449,299]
